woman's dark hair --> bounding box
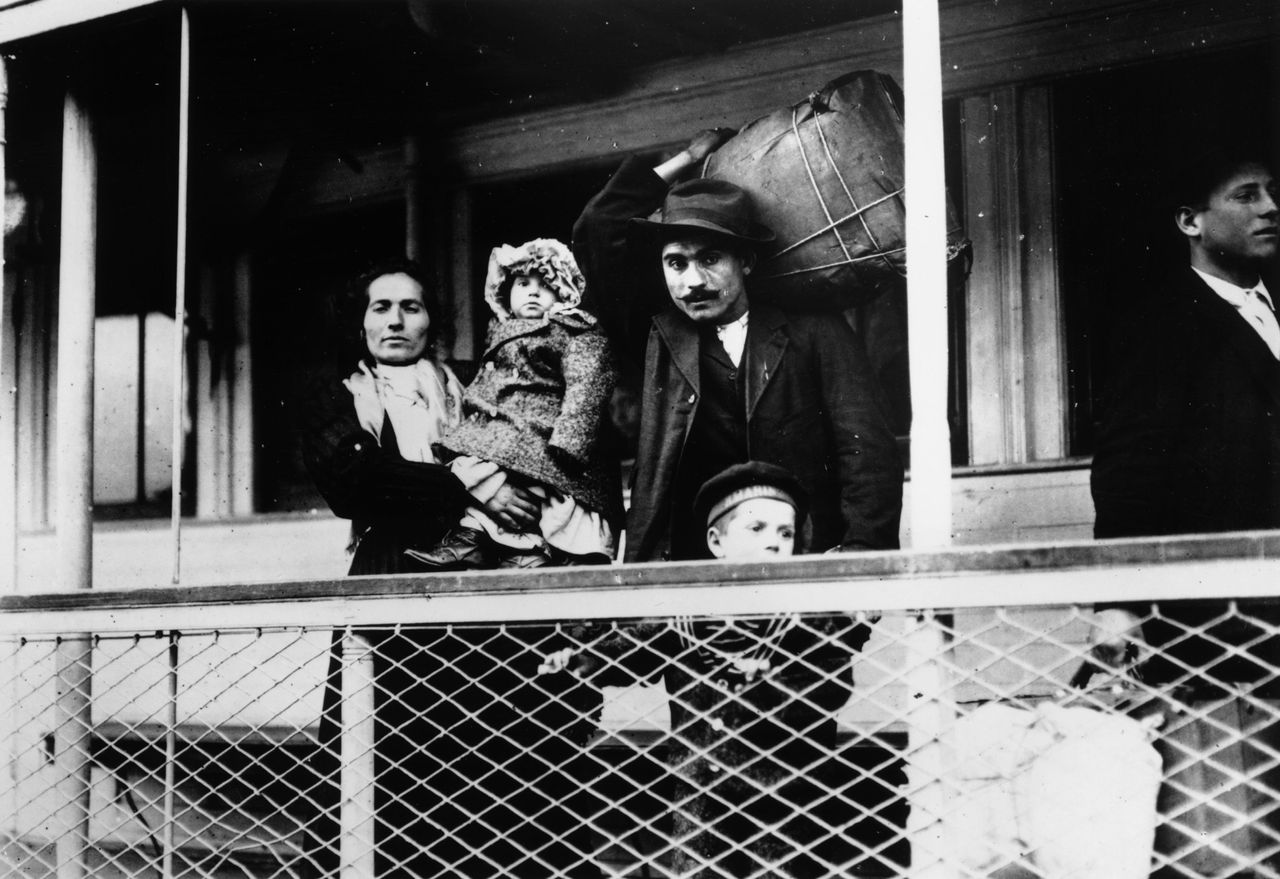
[336,257,451,363]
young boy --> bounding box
[546,462,871,876]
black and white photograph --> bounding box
[0,0,1278,876]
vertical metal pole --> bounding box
[904,0,953,548]
[0,55,15,587]
[339,631,377,879]
[54,87,97,879]
[170,7,191,584]
[903,610,957,879]
[136,313,147,503]
[162,632,179,879]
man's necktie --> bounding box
[1241,288,1280,360]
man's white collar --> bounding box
[1193,266,1273,310]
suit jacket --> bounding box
[574,157,903,561]
[1091,267,1280,688]
[1092,266,1280,538]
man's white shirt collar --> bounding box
[1194,267,1280,358]
[715,311,750,368]
[1193,267,1272,308]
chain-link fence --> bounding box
[1,576,1277,878]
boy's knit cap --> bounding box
[695,461,807,532]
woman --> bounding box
[302,259,596,877]
[302,259,536,574]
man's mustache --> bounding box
[682,289,719,303]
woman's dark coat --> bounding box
[301,370,474,575]
[300,371,596,877]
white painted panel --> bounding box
[17,465,1098,592]
[0,0,161,45]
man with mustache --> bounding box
[1090,146,1280,874]
[573,131,902,561]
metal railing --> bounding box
[2,533,1279,878]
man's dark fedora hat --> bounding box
[631,178,776,245]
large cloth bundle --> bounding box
[703,70,968,310]
[935,702,1162,879]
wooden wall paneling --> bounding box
[404,136,423,262]
[440,0,1273,183]
[207,2,1273,207]
[446,189,475,364]
[230,251,254,517]
[194,262,225,519]
[15,264,51,531]
[960,85,1064,468]
[192,255,254,520]
[1018,86,1067,462]
[961,90,1019,465]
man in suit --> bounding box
[1092,149,1280,537]
[1090,147,1280,875]
[573,130,903,562]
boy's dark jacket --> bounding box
[437,311,623,521]
[575,612,870,871]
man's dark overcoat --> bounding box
[1091,266,1280,688]
[1092,266,1280,538]
[573,157,903,562]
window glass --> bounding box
[93,313,179,511]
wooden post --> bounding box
[903,2,957,875]
[53,88,97,879]
[339,631,377,879]
[904,0,953,549]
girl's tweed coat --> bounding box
[437,310,622,520]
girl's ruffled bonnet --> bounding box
[483,238,588,320]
